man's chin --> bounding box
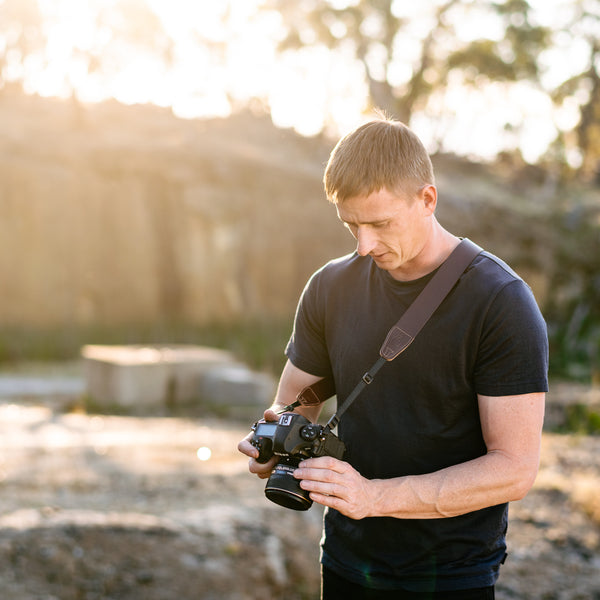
[371,253,392,267]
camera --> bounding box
[251,412,345,511]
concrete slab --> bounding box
[81,344,236,410]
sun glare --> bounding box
[6,0,584,162]
[20,0,370,138]
[28,0,282,119]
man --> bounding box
[238,118,548,599]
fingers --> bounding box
[299,477,345,498]
[249,456,277,479]
[237,407,280,459]
[296,456,347,473]
[237,430,275,479]
[295,467,351,513]
[292,460,372,519]
[237,409,283,480]
[237,437,258,459]
[293,458,350,492]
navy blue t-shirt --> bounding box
[285,248,549,592]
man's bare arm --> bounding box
[267,360,325,423]
[294,392,545,519]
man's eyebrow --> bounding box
[338,215,389,226]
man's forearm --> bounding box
[269,360,326,423]
[369,450,538,519]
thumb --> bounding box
[263,408,280,422]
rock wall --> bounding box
[0,91,351,327]
[1,90,596,346]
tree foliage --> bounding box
[1,0,599,179]
[0,0,174,94]
[546,0,600,181]
[84,0,175,76]
[270,1,548,117]
[0,0,46,83]
[269,0,600,180]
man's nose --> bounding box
[356,227,377,256]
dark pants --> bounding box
[322,566,495,600]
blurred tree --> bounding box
[64,0,175,88]
[268,0,550,124]
[0,0,45,91]
[546,0,600,183]
[0,0,174,97]
[545,200,600,380]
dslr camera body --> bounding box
[251,412,345,510]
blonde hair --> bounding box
[324,118,435,204]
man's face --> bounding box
[336,186,436,281]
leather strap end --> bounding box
[379,326,414,361]
[296,377,336,406]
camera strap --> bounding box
[282,238,483,429]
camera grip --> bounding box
[252,438,273,464]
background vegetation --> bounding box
[0,0,599,385]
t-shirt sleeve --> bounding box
[474,279,549,396]
[285,270,334,379]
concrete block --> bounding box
[198,363,276,413]
[81,344,235,410]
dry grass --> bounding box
[571,476,600,525]
[536,432,600,526]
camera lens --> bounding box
[265,455,313,511]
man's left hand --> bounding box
[293,456,376,520]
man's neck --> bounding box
[389,223,460,282]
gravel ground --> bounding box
[0,389,598,599]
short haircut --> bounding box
[324,118,435,204]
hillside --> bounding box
[0,89,599,379]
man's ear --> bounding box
[420,185,437,215]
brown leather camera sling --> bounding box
[281,238,483,434]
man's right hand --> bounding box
[237,360,325,479]
[237,407,280,479]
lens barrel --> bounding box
[264,455,312,511]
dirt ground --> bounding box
[0,388,599,599]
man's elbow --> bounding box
[509,458,540,501]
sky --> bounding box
[3,0,590,164]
